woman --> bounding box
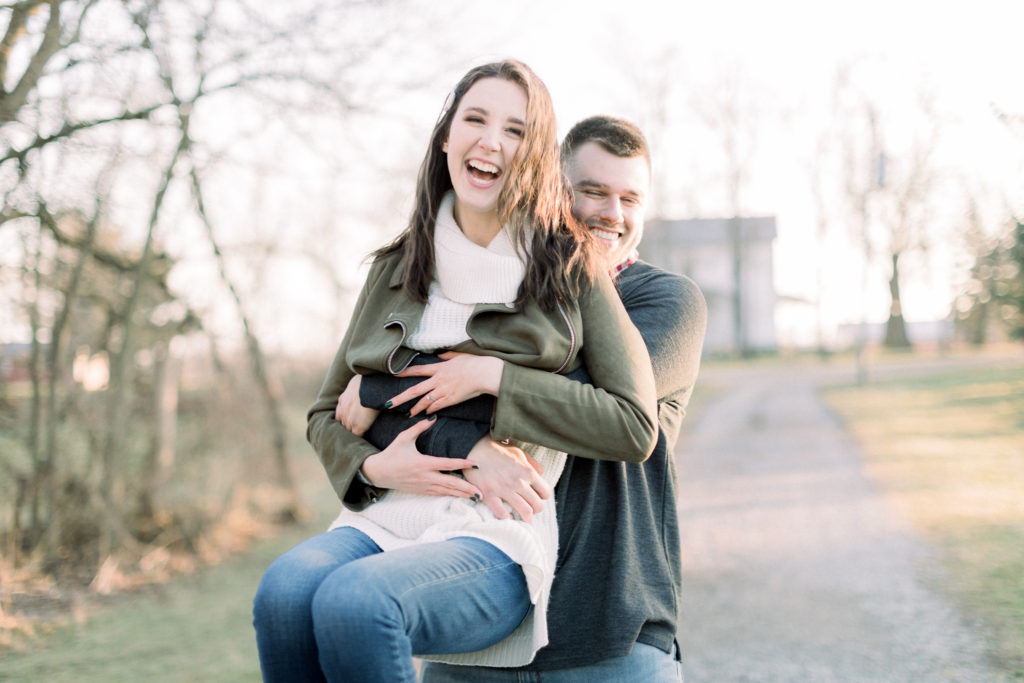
[253,60,657,682]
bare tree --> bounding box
[830,61,947,355]
[1,0,453,588]
[689,67,762,356]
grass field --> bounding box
[1,519,324,682]
[824,361,1024,676]
[4,355,1023,680]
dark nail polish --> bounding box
[384,400,393,409]
[428,414,437,421]
[472,465,480,470]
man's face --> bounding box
[566,141,650,269]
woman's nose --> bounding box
[478,128,501,152]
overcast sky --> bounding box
[327,0,1023,347]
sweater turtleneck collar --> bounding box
[434,191,526,305]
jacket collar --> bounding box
[388,251,408,289]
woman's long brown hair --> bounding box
[373,59,596,312]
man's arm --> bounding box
[490,270,660,462]
[494,266,706,458]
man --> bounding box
[422,116,707,680]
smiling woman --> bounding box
[443,78,527,243]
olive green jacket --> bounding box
[307,250,658,510]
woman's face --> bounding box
[443,77,528,224]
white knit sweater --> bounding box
[329,192,567,666]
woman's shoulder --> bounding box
[364,248,406,281]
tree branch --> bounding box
[1,105,164,167]
[0,0,61,123]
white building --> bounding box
[641,216,778,356]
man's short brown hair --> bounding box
[561,116,650,170]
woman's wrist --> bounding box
[479,356,504,396]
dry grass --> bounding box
[824,363,1024,675]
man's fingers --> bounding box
[509,493,535,523]
[517,485,546,515]
[479,494,510,520]
[531,475,553,501]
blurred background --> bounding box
[1,0,1022,679]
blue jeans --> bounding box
[253,527,530,682]
[420,643,684,682]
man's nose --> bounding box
[599,197,623,223]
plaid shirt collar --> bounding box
[609,250,639,280]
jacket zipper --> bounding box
[553,303,575,374]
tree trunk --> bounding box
[190,166,302,523]
[729,218,746,357]
[883,251,911,348]
[24,231,47,555]
[98,133,187,559]
[136,341,177,533]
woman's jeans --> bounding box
[253,527,530,683]
[421,642,684,682]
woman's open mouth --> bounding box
[466,159,500,186]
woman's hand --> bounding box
[462,438,551,522]
[335,375,379,436]
[360,418,483,500]
[389,351,504,416]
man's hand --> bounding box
[389,351,504,416]
[335,375,379,436]
[360,418,482,500]
[463,438,551,522]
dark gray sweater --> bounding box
[523,259,707,670]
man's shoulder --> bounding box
[620,260,705,305]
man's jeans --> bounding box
[420,642,684,682]
[253,527,530,683]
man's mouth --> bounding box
[590,226,621,242]
[466,159,500,185]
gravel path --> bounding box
[675,358,1006,682]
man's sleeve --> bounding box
[621,271,707,446]
[491,272,660,462]
[493,268,706,460]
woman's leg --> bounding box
[253,527,381,683]
[312,536,530,682]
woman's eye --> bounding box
[507,127,524,138]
